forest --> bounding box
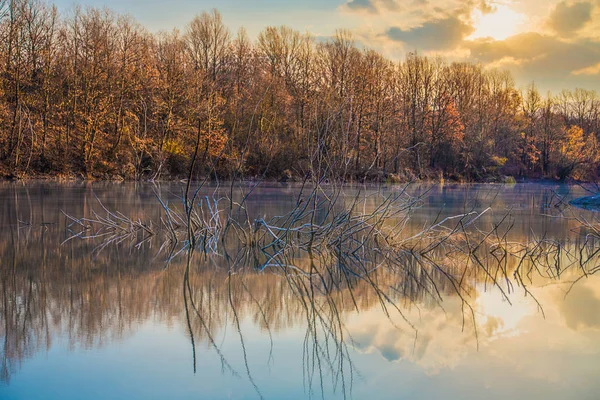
[0,1,599,182]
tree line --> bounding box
[0,1,599,181]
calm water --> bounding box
[0,182,599,400]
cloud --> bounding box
[467,33,600,89]
[342,0,402,14]
[385,16,474,50]
[547,1,595,36]
[340,0,600,91]
[572,62,600,75]
[343,0,496,53]
[341,0,492,16]
[345,0,378,13]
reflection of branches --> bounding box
[65,182,600,400]
[227,269,264,400]
[7,182,600,398]
[182,252,238,378]
[62,193,155,252]
[63,191,225,258]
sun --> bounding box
[469,4,525,41]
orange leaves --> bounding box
[562,125,585,155]
[519,131,541,167]
[0,5,598,181]
[437,94,464,144]
[555,125,599,179]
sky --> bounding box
[50,0,600,93]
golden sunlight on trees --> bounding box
[556,125,599,180]
[0,3,598,182]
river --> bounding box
[0,182,599,400]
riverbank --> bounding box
[0,167,582,185]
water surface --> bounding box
[0,182,599,400]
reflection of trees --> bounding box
[1,183,599,398]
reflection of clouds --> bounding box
[347,296,478,374]
[3,183,600,394]
[475,287,535,338]
[477,276,600,386]
[554,277,600,331]
[482,315,503,337]
[347,275,600,382]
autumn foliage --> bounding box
[0,2,598,181]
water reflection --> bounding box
[0,182,599,399]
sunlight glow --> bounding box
[470,5,524,41]
[475,288,536,338]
